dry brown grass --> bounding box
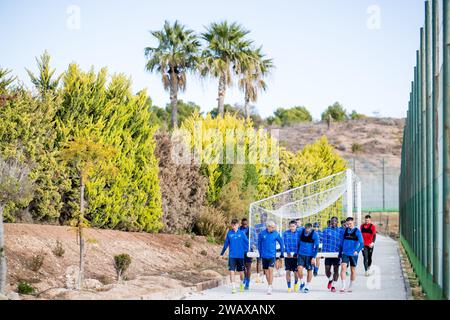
[399,242,427,300]
[369,212,399,238]
[4,223,228,299]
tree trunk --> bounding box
[77,174,85,290]
[169,71,178,128]
[217,74,226,118]
[0,204,6,295]
[244,87,250,119]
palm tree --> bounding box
[145,21,200,128]
[201,21,253,118]
[238,47,273,119]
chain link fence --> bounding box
[348,157,399,212]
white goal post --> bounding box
[248,169,361,258]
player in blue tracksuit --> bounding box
[312,222,323,277]
[239,218,255,290]
[339,217,364,292]
[254,213,268,283]
[296,223,319,293]
[282,220,301,293]
[322,216,341,292]
[221,219,249,294]
[257,220,284,295]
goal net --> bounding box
[248,169,361,258]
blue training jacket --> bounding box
[221,229,249,258]
[297,228,320,258]
[340,227,364,256]
[258,229,284,259]
[322,226,341,253]
[283,229,300,254]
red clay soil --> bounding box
[3,223,227,299]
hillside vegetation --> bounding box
[272,117,404,167]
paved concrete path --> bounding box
[185,235,408,300]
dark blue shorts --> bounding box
[262,258,276,269]
[228,258,245,271]
[297,255,313,270]
[284,257,298,271]
[341,254,358,267]
[244,253,253,264]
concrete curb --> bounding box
[397,242,413,300]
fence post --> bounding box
[421,26,428,268]
[356,181,362,226]
[382,157,386,211]
[425,0,433,274]
[346,169,353,218]
[431,0,441,286]
[442,0,450,300]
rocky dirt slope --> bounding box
[3,223,227,299]
[272,117,404,168]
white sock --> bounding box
[232,282,236,289]
[328,276,332,281]
[341,279,346,288]
[333,280,338,287]
[305,282,310,289]
[349,280,354,288]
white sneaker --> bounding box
[365,271,370,277]
[267,286,273,295]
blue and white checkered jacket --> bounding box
[283,229,301,254]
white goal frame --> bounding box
[247,169,361,258]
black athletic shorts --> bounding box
[244,253,253,264]
[262,257,276,269]
[325,257,341,266]
[284,257,298,271]
[228,258,245,271]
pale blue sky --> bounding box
[0,0,424,119]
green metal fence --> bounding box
[400,0,450,300]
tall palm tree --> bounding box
[238,47,273,119]
[201,21,253,118]
[145,21,200,128]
